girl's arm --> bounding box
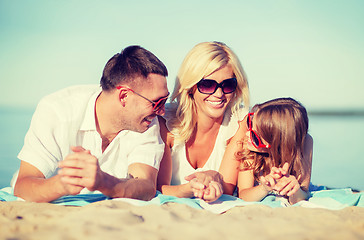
[237,168,272,202]
[220,117,278,201]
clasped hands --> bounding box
[58,146,103,195]
[184,170,223,203]
[259,162,300,197]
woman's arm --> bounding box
[219,120,247,195]
[156,116,173,191]
[156,117,214,200]
[159,181,204,198]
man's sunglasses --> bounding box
[247,112,271,149]
[116,86,169,112]
[196,78,237,95]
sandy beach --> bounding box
[1,200,363,240]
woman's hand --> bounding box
[194,181,223,203]
[185,170,224,202]
[185,170,223,188]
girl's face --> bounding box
[193,64,235,122]
[245,113,270,153]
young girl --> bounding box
[220,97,313,205]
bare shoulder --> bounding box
[304,133,314,157]
[230,116,248,141]
[303,133,314,166]
[157,116,174,148]
[305,133,314,146]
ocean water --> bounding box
[0,107,363,190]
[0,107,34,188]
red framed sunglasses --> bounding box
[116,86,169,112]
[246,112,271,149]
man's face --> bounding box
[122,74,169,133]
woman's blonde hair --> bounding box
[239,98,309,186]
[169,41,250,143]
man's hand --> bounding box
[58,146,103,194]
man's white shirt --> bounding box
[12,85,164,193]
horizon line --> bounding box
[1,105,364,117]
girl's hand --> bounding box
[273,175,300,197]
[271,162,289,178]
[260,162,290,194]
[259,174,277,193]
[270,166,283,179]
[271,162,300,197]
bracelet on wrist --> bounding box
[268,190,279,195]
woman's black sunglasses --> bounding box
[196,78,237,95]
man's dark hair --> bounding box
[100,45,168,91]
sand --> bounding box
[1,200,363,240]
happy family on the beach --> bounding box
[10,42,313,205]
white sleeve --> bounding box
[17,99,64,178]
[126,117,164,170]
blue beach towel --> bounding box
[1,185,363,213]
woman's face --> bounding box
[193,64,235,122]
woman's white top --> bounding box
[164,104,248,185]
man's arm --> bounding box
[13,161,82,202]
[96,163,159,201]
[13,96,73,203]
[58,146,159,201]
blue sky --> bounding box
[1,0,363,110]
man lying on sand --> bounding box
[11,45,169,203]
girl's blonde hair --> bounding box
[239,98,309,187]
[169,41,250,143]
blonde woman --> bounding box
[157,42,250,202]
